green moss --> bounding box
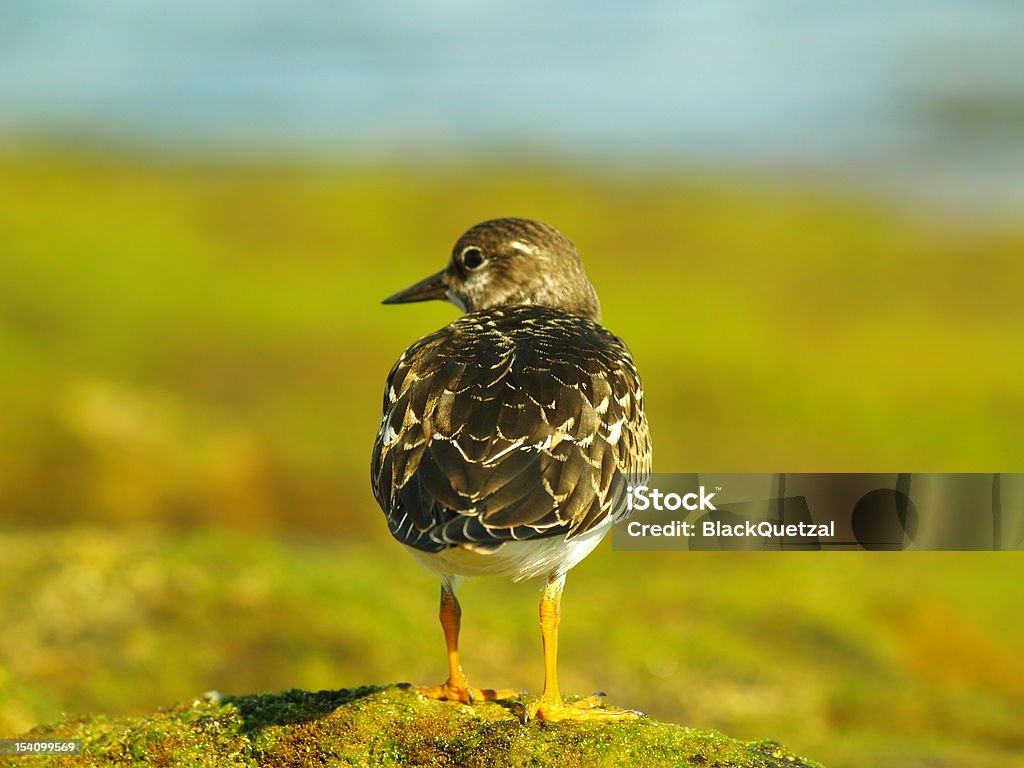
[21,686,825,767]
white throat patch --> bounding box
[446,289,468,312]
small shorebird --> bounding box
[370,218,651,722]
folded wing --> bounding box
[371,308,652,552]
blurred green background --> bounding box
[1,3,1023,768]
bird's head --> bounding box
[383,218,601,322]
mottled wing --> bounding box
[371,307,651,552]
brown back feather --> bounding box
[371,305,651,551]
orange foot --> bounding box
[398,681,524,704]
[525,693,644,723]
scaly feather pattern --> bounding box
[371,305,651,553]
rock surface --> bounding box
[19,686,826,767]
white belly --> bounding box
[406,516,612,582]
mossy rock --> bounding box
[18,686,826,767]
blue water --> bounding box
[1,1,1022,202]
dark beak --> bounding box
[382,269,448,305]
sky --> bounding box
[1,1,1022,203]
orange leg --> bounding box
[527,574,641,722]
[406,579,521,704]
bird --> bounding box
[370,217,652,722]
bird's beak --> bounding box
[382,269,449,305]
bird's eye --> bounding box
[462,247,485,270]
